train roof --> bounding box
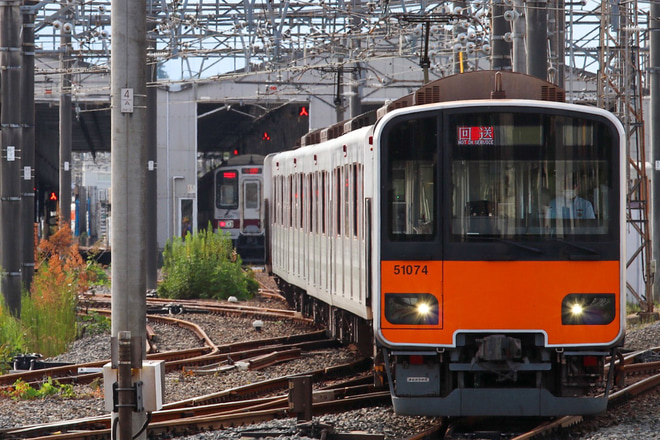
[224,154,265,166]
[296,70,566,148]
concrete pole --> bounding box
[348,0,362,117]
[111,0,148,437]
[0,1,23,315]
[512,0,527,72]
[146,7,158,291]
[651,0,660,301]
[491,0,512,71]
[549,0,565,87]
[451,1,467,74]
[21,2,37,290]
[525,0,548,80]
[59,14,72,230]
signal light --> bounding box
[49,191,58,201]
[299,106,309,117]
[233,149,239,155]
[262,132,271,141]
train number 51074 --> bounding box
[393,265,428,275]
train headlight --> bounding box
[385,293,439,325]
[561,294,616,325]
[218,220,234,229]
[570,303,584,316]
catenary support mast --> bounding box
[110,0,149,438]
[0,1,23,315]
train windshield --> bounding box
[216,169,239,209]
[382,108,618,245]
[449,110,615,239]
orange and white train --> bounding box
[263,71,625,417]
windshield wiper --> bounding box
[551,238,599,255]
[496,238,542,254]
[465,234,542,254]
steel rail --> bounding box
[1,363,377,439]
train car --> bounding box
[263,71,625,417]
[198,154,266,263]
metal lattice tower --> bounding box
[597,0,654,313]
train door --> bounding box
[241,178,262,235]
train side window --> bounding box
[322,171,327,235]
[299,173,304,230]
[278,176,283,225]
[310,174,315,234]
[344,164,351,237]
[276,176,281,226]
[353,163,359,238]
[335,167,341,236]
[288,175,293,228]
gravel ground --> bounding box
[2,283,660,439]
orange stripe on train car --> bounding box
[380,260,621,347]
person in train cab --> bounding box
[547,173,595,219]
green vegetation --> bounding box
[0,222,254,376]
[77,310,111,338]
[1,378,75,400]
[0,308,25,373]
[626,301,641,316]
[0,223,108,373]
[158,226,258,300]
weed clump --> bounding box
[158,226,258,301]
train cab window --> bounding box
[383,116,437,241]
[216,170,239,209]
[448,111,616,240]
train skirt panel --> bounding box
[378,260,622,347]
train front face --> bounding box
[373,101,625,417]
[214,166,265,261]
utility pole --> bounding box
[0,1,23,315]
[511,0,525,73]
[111,0,149,437]
[491,0,512,71]
[525,0,548,80]
[59,11,73,231]
[21,1,37,290]
[349,0,362,116]
[650,0,660,303]
[146,0,158,292]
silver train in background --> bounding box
[198,154,266,263]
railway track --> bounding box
[1,292,391,440]
[5,345,660,440]
[441,347,660,440]
[0,361,382,439]
[5,286,660,440]
[1,291,323,391]
[0,325,335,391]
